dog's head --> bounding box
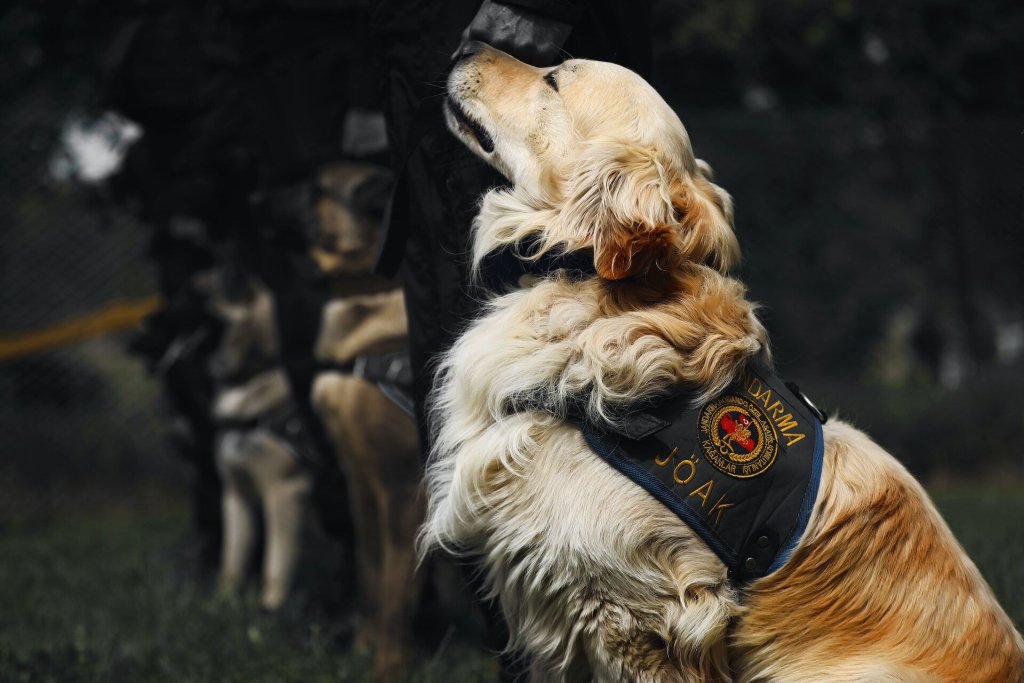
[309,163,392,277]
[446,43,738,280]
[195,267,278,382]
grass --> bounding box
[929,485,1024,628]
[0,505,496,683]
[0,487,1021,682]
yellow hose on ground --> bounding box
[0,295,160,361]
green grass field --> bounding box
[0,487,1021,683]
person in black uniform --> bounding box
[372,0,652,449]
[105,0,382,575]
[369,2,651,676]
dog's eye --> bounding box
[544,70,559,92]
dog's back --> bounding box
[429,46,1024,681]
[734,421,1024,683]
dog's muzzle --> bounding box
[445,96,495,153]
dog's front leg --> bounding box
[587,622,732,683]
[369,477,425,682]
[258,474,311,611]
[218,473,258,595]
[575,574,735,683]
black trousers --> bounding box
[371,0,652,449]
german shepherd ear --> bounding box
[562,143,738,281]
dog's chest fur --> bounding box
[425,272,768,679]
[426,265,1024,682]
[434,269,765,436]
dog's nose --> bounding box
[452,40,485,65]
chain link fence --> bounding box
[0,100,181,524]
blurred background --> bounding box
[1,0,1022,680]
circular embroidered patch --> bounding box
[698,395,779,479]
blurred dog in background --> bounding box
[196,161,426,680]
[200,268,315,611]
[309,162,424,681]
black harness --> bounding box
[579,364,825,583]
[214,388,323,470]
[476,239,597,293]
[316,350,415,419]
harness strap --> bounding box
[317,350,415,418]
[516,362,826,584]
[477,239,597,293]
[215,403,323,470]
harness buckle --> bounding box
[785,381,828,425]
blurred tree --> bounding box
[652,0,1024,112]
[651,0,1024,378]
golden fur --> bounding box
[422,43,1024,681]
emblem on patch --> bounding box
[698,395,779,479]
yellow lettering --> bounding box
[783,432,806,447]
[673,454,700,485]
[708,494,734,526]
[689,479,714,507]
[655,446,678,467]
[775,411,800,433]
[757,388,772,409]
[746,375,762,398]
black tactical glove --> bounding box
[453,0,573,67]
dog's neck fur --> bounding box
[433,269,766,438]
[425,193,768,558]
[461,187,768,423]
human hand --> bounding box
[453,0,572,67]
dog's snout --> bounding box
[452,40,485,65]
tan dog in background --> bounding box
[309,162,425,681]
[203,270,313,611]
[422,44,1024,681]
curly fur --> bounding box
[424,44,1024,681]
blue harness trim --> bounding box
[769,415,824,573]
[575,362,825,584]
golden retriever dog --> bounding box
[421,42,1024,681]
[203,270,313,611]
[309,162,424,681]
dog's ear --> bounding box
[672,160,739,273]
[562,142,680,280]
[562,144,738,280]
